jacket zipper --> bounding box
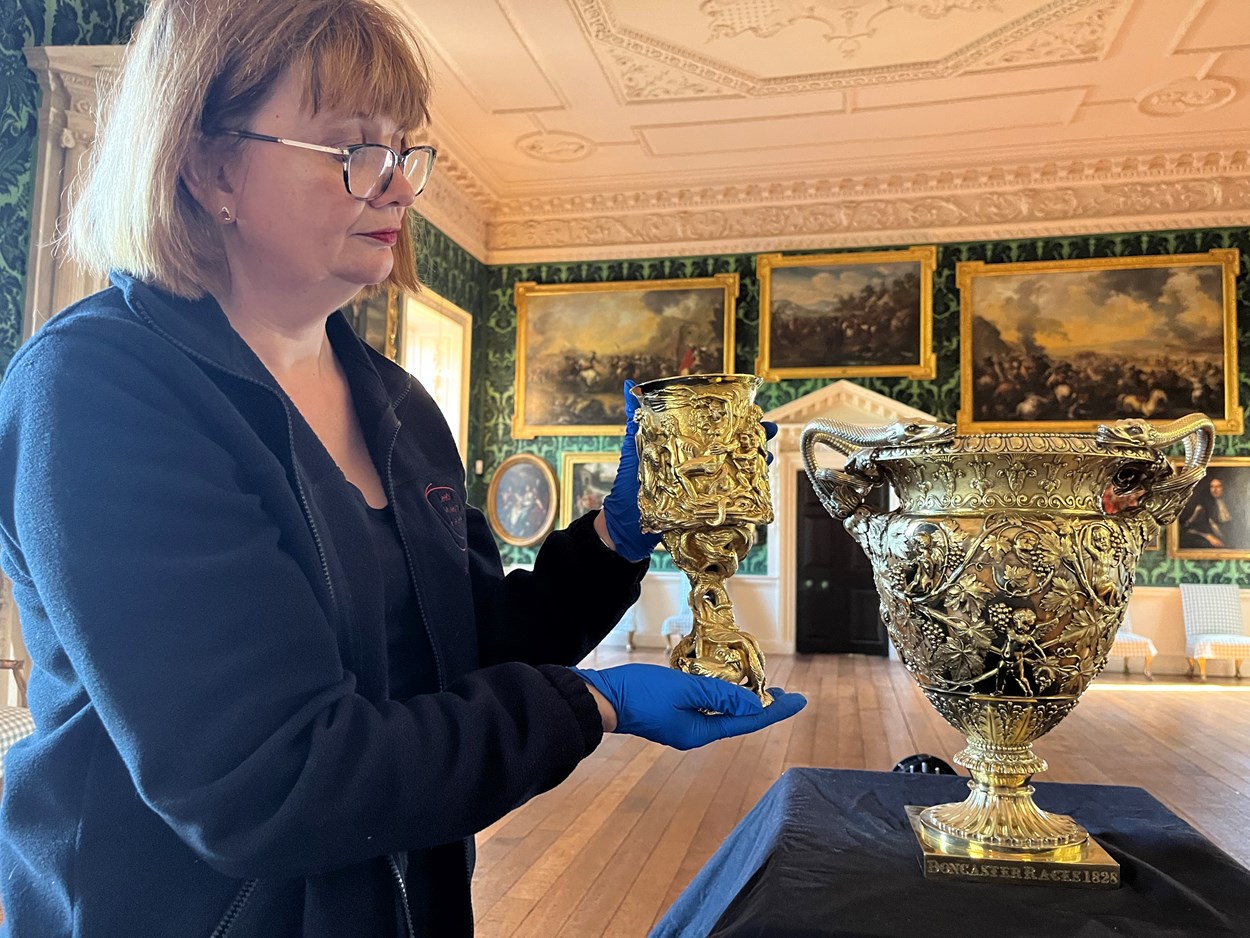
[383,387,447,689]
[383,388,440,938]
[388,854,416,938]
[128,296,338,614]
[208,879,257,938]
[132,296,441,936]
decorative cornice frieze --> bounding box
[493,150,1250,218]
[412,141,494,262]
[416,172,490,263]
[484,171,1250,263]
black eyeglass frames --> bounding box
[217,130,437,201]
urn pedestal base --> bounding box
[905,805,1120,888]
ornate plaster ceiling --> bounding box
[398,0,1250,262]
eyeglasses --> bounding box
[217,130,437,200]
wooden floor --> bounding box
[472,649,1250,937]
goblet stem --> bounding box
[665,525,773,706]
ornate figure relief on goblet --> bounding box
[633,374,774,704]
[801,414,1214,886]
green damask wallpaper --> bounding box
[1,0,146,373]
[469,227,1250,584]
[5,9,1248,585]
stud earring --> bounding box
[218,206,234,223]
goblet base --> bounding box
[905,806,1120,888]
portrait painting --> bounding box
[756,247,936,380]
[560,452,618,529]
[958,249,1242,434]
[486,453,558,548]
[512,275,738,438]
[1168,458,1250,560]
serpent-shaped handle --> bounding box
[1096,414,1216,526]
[800,419,954,520]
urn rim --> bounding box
[871,430,1161,462]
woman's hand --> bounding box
[572,664,806,751]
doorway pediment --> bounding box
[765,380,938,466]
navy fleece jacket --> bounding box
[0,273,647,936]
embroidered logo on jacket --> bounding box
[425,484,468,550]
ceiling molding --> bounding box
[573,0,1123,95]
[412,133,496,262]
[966,0,1126,73]
[473,148,1250,263]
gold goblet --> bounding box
[633,374,774,704]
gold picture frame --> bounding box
[1168,457,1250,560]
[958,249,1243,434]
[513,275,738,439]
[486,453,558,548]
[756,246,936,381]
[559,451,619,529]
[344,285,401,362]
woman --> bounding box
[0,1,804,935]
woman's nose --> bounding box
[375,166,417,208]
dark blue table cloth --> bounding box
[651,768,1250,938]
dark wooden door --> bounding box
[795,471,890,655]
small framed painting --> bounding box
[1168,458,1250,560]
[486,453,558,547]
[560,452,619,529]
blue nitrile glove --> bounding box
[570,664,807,751]
[601,379,663,561]
[762,420,777,465]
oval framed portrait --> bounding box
[486,453,558,547]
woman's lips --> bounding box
[360,230,398,246]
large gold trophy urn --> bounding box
[633,374,774,704]
[801,414,1214,886]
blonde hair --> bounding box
[69,0,432,299]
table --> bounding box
[652,768,1250,937]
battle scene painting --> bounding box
[756,247,936,380]
[958,250,1242,434]
[512,275,737,438]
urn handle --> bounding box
[800,419,954,520]
[1096,413,1216,526]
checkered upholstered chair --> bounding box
[661,607,694,650]
[1110,610,1157,678]
[0,660,34,789]
[1179,583,1250,679]
[609,602,639,653]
